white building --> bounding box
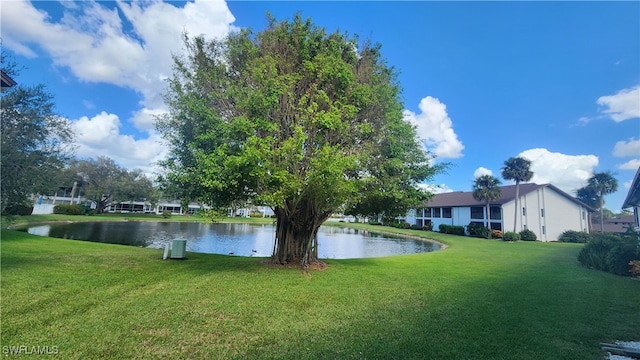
[406,183,594,242]
[622,167,640,237]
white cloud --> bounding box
[473,167,493,178]
[403,96,464,159]
[2,1,235,102]
[613,138,640,158]
[72,112,166,174]
[596,85,640,122]
[619,159,640,171]
[418,183,454,194]
[1,0,235,172]
[518,148,599,194]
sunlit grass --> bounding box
[1,220,639,359]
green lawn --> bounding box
[1,218,639,359]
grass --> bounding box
[1,216,639,359]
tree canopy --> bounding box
[157,15,443,266]
[62,156,157,214]
[1,57,74,214]
[501,156,533,232]
[472,175,502,237]
[586,171,618,233]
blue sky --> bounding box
[2,1,639,211]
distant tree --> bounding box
[65,157,157,214]
[501,156,533,232]
[576,185,600,209]
[1,56,74,214]
[587,171,618,233]
[157,15,443,267]
[472,175,502,238]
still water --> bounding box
[22,221,440,259]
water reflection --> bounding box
[23,222,440,259]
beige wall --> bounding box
[503,187,589,241]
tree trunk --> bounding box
[485,202,491,239]
[271,199,329,267]
[599,192,604,233]
[513,181,520,233]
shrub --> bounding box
[606,239,640,276]
[577,233,640,276]
[4,203,34,216]
[502,232,520,242]
[410,224,419,230]
[402,222,411,229]
[162,210,172,219]
[422,223,433,231]
[467,222,490,238]
[53,204,82,215]
[368,221,381,226]
[439,224,465,236]
[491,230,503,239]
[519,229,537,241]
[79,204,94,216]
[559,230,590,243]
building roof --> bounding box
[622,167,640,209]
[591,215,635,233]
[1,70,17,88]
[424,183,596,211]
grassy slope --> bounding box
[1,220,639,359]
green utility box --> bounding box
[170,239,187,259]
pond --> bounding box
[21,221,441,259]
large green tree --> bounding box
[63,156,157,214]
[1,58,74,214]
[501,156,533,232]
[158,15,441,267]
[472,175,502,238]
[587,171,618,233]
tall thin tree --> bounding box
[472,175,502,238]
[587,171,618,233]
[501,157,533,232]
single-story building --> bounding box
[591,215,635,234]
[405,183,595,242]
[622,166,640,238]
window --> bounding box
[471,207,484,219]
[541,208,545,217]
[582,211,585,220]
[490,206,502,220]
[442,207,452,219]
[542,226,546,235]
[490,222,502,231]
[522,207,526,216]
[433,208,441,218]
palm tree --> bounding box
[501,157,533,232]
[587,171,618,233]
[473,175,502,238]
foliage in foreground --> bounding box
[577,231,640,276]
[1,228,639,359]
